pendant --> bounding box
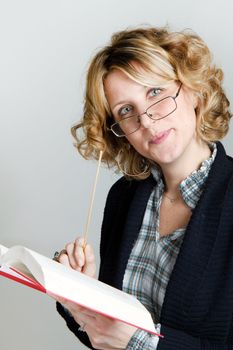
[163,193,178,203]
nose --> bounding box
[139,112,155,129]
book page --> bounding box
[0,245,8,260]
[0,246,44,285]
[0,264,37,285]
[0,245,37,281]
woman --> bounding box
[54,26,233,349]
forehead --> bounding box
[104,69,138,92]
[104,68,170,106]
[104,69,145,107]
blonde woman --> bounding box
[54,26,233,349]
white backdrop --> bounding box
[0,1,232,349]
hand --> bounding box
[51,238,137,349]
[58,236,96,278]
[53,295,137,350]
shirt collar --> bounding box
[151,143,217,209]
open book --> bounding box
[0,244,162,337]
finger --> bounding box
[73,237,86,268]
[74,311,96,328]
[75,236,86,248]
[59,253,73,269]
[65,242,82,271]
[82,244,96,277]
[60,301,97,318]
[77,307,98,318]
[61,303,96,325]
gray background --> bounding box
[0,0,232,349]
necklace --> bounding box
[163,193,179,203]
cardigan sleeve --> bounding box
[127,327,217,350]
[156,324,233,349]
[126,325,233,349]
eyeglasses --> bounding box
[109,83,182,137]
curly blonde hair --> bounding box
[71,26,232,179]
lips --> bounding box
[150,129,172,145]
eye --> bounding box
[119,105,133,117]
[149,88,162,97]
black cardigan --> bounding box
[57,142,233,349]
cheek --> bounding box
[178,104,197,135]
[186,111,197,135]
[125,134,147,156]
[125,133,140,146]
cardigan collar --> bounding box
[116,142,233,334]
[159,142,233,329]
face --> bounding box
[104,69,199,168]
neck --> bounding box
[160,140,211,196]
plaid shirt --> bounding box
[124,143,217,349]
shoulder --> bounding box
[204,142,233,204]
[101,174,156,237]
[215,141,233,168]
[107,176,138,200]
[103,177,140,220]
[105,174,156,209]
[100,175,154,249]
[211,142,233,182]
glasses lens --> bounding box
[147,97,176,120]
[112,115,140,137]
[111,96,177,137]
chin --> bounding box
[149,145,180,165]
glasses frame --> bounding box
[109,83,182,137]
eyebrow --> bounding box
[112,100,130,110]
[111,85,153,111]
[112,86,165,112]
